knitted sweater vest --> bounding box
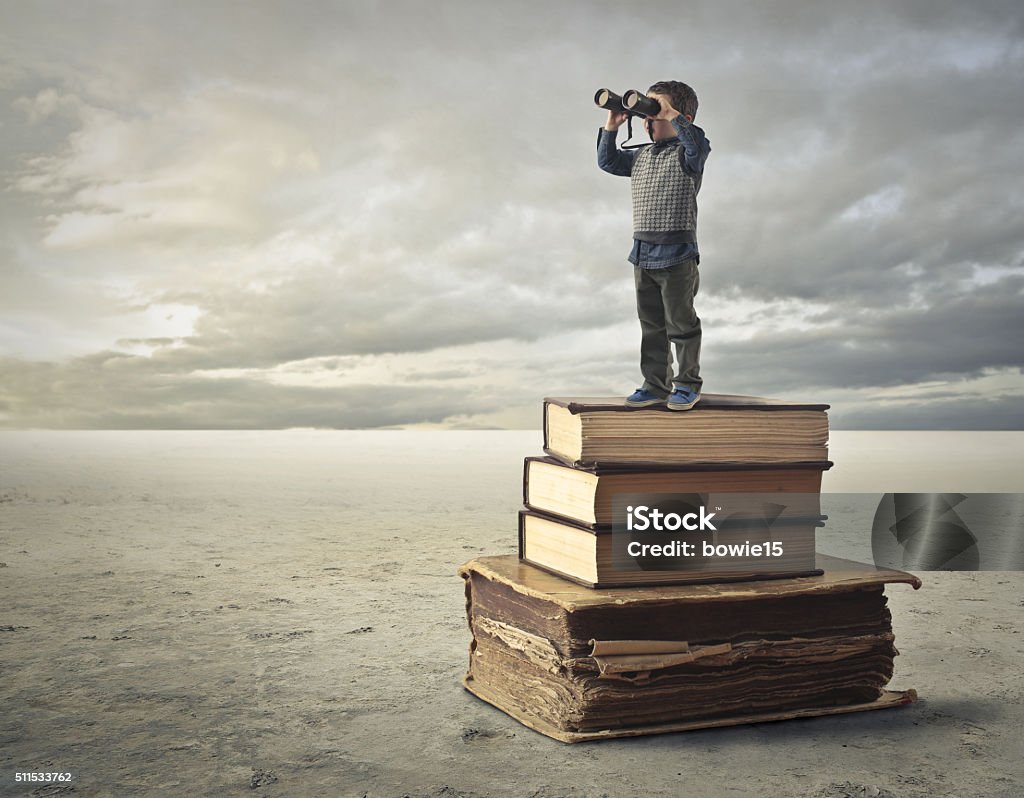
[631,141,698,244]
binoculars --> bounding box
[594,88,662,117]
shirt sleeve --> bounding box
[597,127,635,177]
[671,117,710,176]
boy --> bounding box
[597,80,710,410]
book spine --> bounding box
[541,400,551,453]
[522,458,531,506]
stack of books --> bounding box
[459,395,920,742]
[522,395,833,587]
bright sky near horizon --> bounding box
[2,1,1023,429]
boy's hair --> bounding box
[648,80,698,120]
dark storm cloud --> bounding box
[703,276,1024,389]
[0,352,483,429]
[1,1,1023,428]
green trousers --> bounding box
[634,260,703,399]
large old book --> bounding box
[459,554,920,742]
[518,508,822,587]
[524,455,832,527]
[543,395,830,467]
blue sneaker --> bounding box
[668,387,701,411]
[625,389,665,407]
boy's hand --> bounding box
[648,92,681,121]
[604,109,629,131]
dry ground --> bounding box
[1,430,1022,797]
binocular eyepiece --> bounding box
[594,88,662,117]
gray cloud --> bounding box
[0,352,486,429]
[1,1,1023,429]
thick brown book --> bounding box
[543,395,830,467]
[518,508,822,588]
[523,455,831,527]
[459,554,920,742]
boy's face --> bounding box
[644,115,678,142]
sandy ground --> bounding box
[1,430,1022,798]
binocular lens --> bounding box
[594,88,627,114]
[622,90,661,117]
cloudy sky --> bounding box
[1,1,1022,429]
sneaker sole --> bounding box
[667,395,701,411]
[625,398,665,408]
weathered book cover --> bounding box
[459,554,920,742]
[545,395,831,415]
[524,454,834,483]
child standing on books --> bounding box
[598,80,710,411]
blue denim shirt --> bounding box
[598,116,710,269]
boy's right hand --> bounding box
[604,110,629,131]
